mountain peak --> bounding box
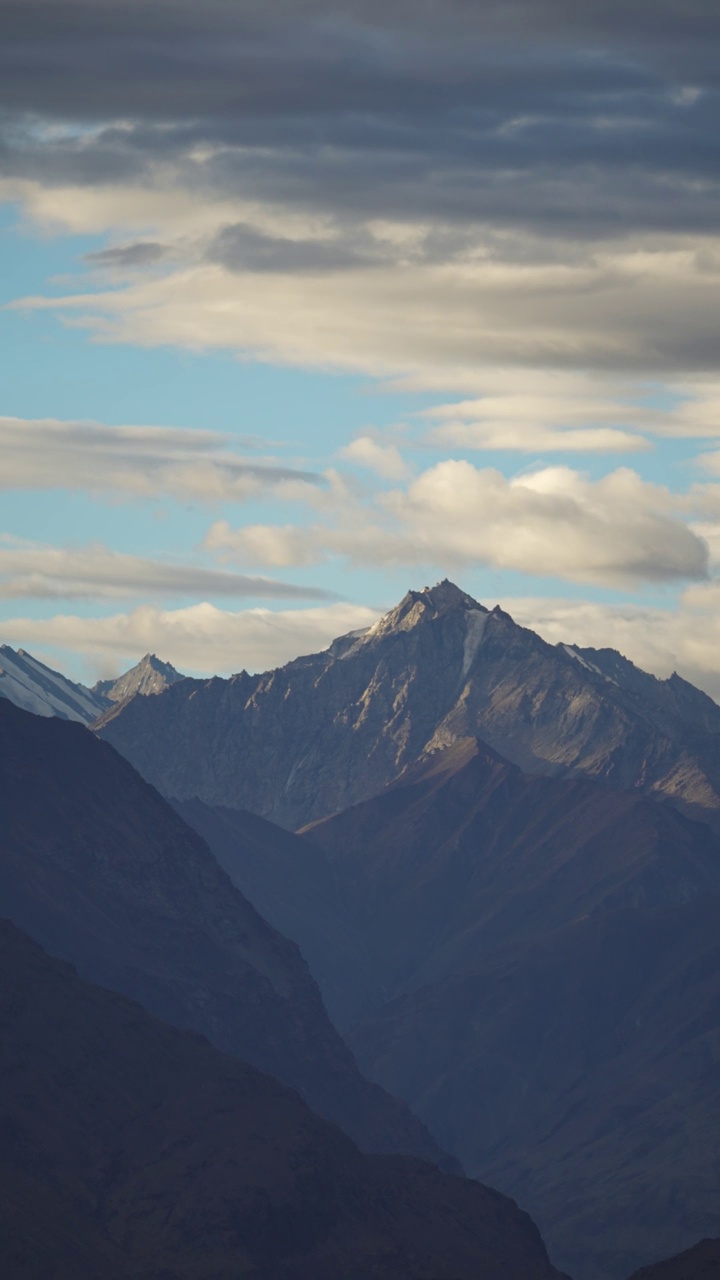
[368,580,485,641]
[93,653,185,703]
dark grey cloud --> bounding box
[206,223,390,274]
[85,241,167,267]
[1,0,719,246]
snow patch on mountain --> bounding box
[563,644,619,685]
[461,611,489,679]
[0,645,107,723]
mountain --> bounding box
[178,736,720,1030]
[173,798,378,1029]
[0,698,449,1167]
[0,642,108,722]
[0,917,569,1280]
[93,651,185,702]
[95,580,720,830]
[351,895,720,1280]
[178,740,720,1279]
[625,1239,720,1279]
[305,737,720,1012]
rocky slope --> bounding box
[0,642,108,722]
[95,580,720,830]
[93,651,184,702]
[0,917,569,1280]
[0,698,448,1166]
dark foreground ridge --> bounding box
[626,1239,720,1279]
[0,697,448,1168]
[0,916,570,1280]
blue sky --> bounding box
[2,1,720,694]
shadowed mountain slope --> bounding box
[305,737,720,1010]
[183,739,720,1279]
[95,580,720,831]
[0,698,448,1166]
[626,1239,720,1279]
[0,917,569,1280]
[173,798,378,1028]
[351,897,720,1280]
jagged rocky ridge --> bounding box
[0,917,569,1280]
[0,698,449,1166]
[96,580,720,830]
[93,651,185,702]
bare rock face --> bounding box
[93,651,185,702]
[0,918,570,1280]
[0,698,450,1168]
[96,580,720,830]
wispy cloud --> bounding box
[0,538,331,601]
[0,417,321,500]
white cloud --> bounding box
[12,235,720,391]
[338,435,409,479]
[419,372,720,453]
[0,601,380,677]
[0,416,319,500]
[205,462,709,589]
[0,538,328,601]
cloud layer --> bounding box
[0,600,379,677]
[0,538,331,602]
[206,462,710,589]
[0,417,320,500]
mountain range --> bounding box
[3,579,720,1279]
[0,646,183,723]
[95,580,720,830]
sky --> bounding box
[3,0,720,694]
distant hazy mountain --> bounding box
[0,918,568,1280]
[96,580,720,829]
[0,698,449,1167]
[0,643,108,722]
[0,643,184,723]
[93,651,185,703]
